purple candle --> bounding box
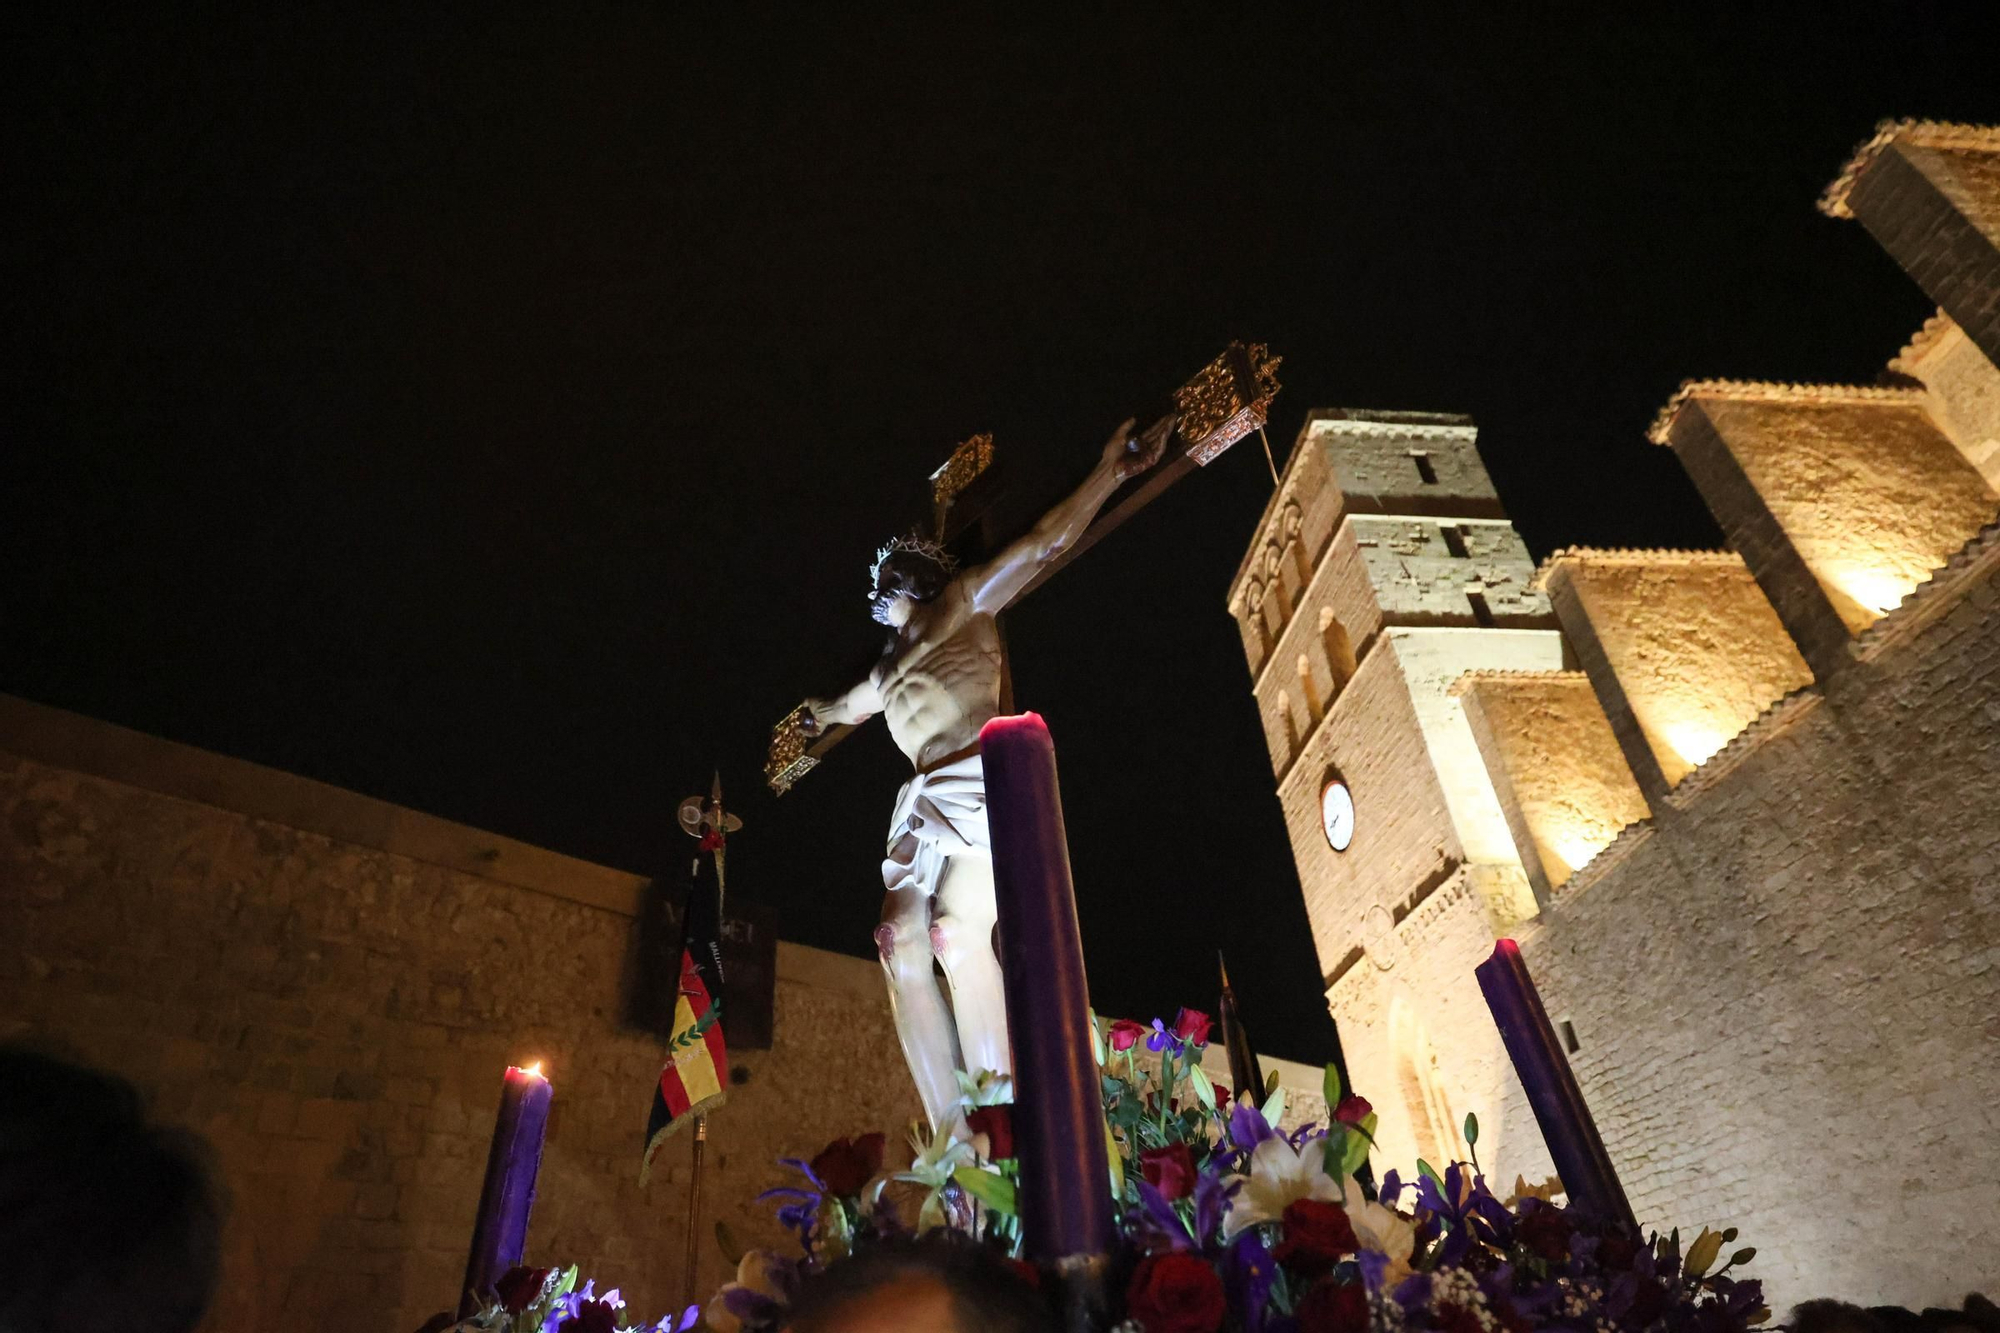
[1475,941,1634,1229]
[980,713,1115,1264]
[459,1062,553,1314]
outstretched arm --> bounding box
[800,676,884,734]
[964,415,1172,615]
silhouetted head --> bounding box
[0,1046,225,1333]
[785,1232,1054,1333]
[868,536,955,627]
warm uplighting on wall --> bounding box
[1823,564,1917,619]
[1551,833,1613,879]
[1659,720,1733,771]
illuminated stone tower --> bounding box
[1225,409,1564,1175]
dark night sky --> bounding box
[4,8,1995,1062]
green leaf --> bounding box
[1463,1112,1479,1146]
[1730,1247,1757,1267]
[1188,1062,1216,1111]
[1323,1062,1344,1109]
[1417,1158,1443,1188]
[1260,1084,1286,1130]
[551,1267,579,1298]
[952,1164,1018,1216]
[715,1220,745,1266]
[1684,1228,1723,1279]
[1337,1124,1372,1179]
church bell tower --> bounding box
[1226,409,1563,1176]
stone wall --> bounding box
[0,695,1338,1332]
[1513,524,2000,1309]
[1453,671,1648,895]
[0,695,923,1332]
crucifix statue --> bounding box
[767,344,1282,1128]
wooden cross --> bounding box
[764,341,1282,794]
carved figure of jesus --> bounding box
[800,416,1170,1126]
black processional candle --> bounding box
[980,713,1116,1263]
[459,1062,553,1314]
[1474,941,1635,1230]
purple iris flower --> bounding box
[756,1155,832,1253]
[1227,1100,1276,1153]
[1378,1167,1405,1206]
[1391,1270,1433,1315]
[1128,1180,1194,1249]
[1222,1230,1280,1333]
[1145,1017,1179,1055]
[1192,1164,1242,1248]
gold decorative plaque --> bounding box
[1173,342,1283,466]
[929,433,994,537]
[764,705,821,795]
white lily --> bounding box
[954,1068,1015,1109]
[702,1250,790,1333]
[1342,1179,1419,1288]
[894,1113,978,1230]
[1221,1134,1344,1238]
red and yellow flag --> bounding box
[640,840,728,1183]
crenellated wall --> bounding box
[1451,670,1649,897]
[1534,550,1813,793]
[1892,310,2000,490]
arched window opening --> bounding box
[1264,579,1292,630]
[1319,608,1358,694]
[1297,653,1324,722]
[1275,690,1301,762]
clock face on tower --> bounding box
[1321,778,1355,852]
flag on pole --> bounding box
[640,824,729,1183]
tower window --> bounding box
[1559,1019,1581,1054]
[1410,450,1438,485]
[1467,591,1496,627]
[1441,524,1469,558]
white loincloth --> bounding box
[882,751,990,898]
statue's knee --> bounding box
[929,914,993,968]
[876,919,930,981]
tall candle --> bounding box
[459,1062,553,1315]
[980,713,1116,1264]
[1474,941,1634,1229]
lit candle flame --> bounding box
[522,1061,545,1079]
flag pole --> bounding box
[682,772,729,1311]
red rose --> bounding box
[1273,1198,1360,1276]
[1125,1252,1225,1333]
[810,1132,886,1197]
[558,1300,620,1333]
[1596,1229,1639,1271]
[967,1105,1016,1160]
[1171,1008,1212,1046]
[1007,1258,1042,1290]
[494,1265,553,1314]
[1514,1202,1570,1263]
[1333,1095,1373,1126]
[1296,1279,1369,1333]
[1625,1276,1667,1328]
[1140,1143,1196,1200]
[1436,1302,1486,1333]
[1109,1019,1148,1053]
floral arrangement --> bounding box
[416,1265,699,1333]
[709,1007,1769,1333]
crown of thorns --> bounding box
[869,532,958,587]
